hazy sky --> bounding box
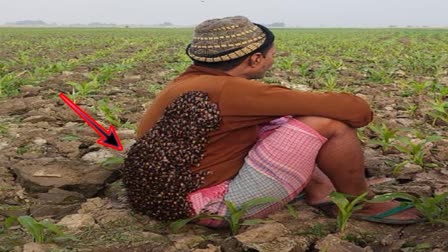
[1,0,447,27]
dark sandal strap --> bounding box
[370,203,414,219]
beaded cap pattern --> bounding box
[122,91,221,221]
[186,16,267,63]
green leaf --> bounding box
[350,192,368,207]
[286,204,299,219]
[393,161,409,175]
[60,134,80,142]
[101,156,124,167]
[169,216,201,232]
[230,211,244,227]
[367,192,418,203]
[169,214,224,232]
[3,216,18,229]
[426,135,442,142]
[415,242,432,249]
[18,216,45,243]
[224,200,238,214]
[329,191,350,210]
[40,220,64,236]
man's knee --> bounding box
[294,116,354,139]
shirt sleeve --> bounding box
[219,79,373,128]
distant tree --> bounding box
[11,20,47,26]
[88,22,117,27]
[159,22,173,27]
[267,22,286,27]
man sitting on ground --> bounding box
[125,16,422,226]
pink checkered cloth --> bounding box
[187,116,328,227]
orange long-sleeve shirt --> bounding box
[137,65,373,187]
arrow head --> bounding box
[97,126,123,151]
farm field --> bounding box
[0,27,448,251]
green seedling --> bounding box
[0,123,8,135]
[59,134,80,142]
[296,223,335,237]
[324,58,345,71]
[365,67,392,84]
[314,64,334,78]
[276,56,296,72]
[329,191,369,231]
[405,102,419,118]
[286,204,300,219]
[97,99,122,127]
[298,62,310,77]
[1,216,78,243]
[148,84,164,96]
[101,156,125,167]
[427,98,448,125]
[121,122,137,131]
[368,192,448,225]
[323,74,338,91]
[67,79,100,101]
[368,123,398,153]
[16,144,30,155]
[168,61,190,76]
[429,82,448,98]
[170,197,278,235]
[394,135,441,168]
[0,72,22,97]
[400,80,432,97]
[47,60,76,73]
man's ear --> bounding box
[248,52,263,67]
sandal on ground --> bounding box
[351,203,426,225]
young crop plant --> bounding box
[368,192,448,225]
[322,74,340,91]
[148,84,164,96]
[405,102,419,118]
[275,56,296,72]
[67,79,100,102]
[314,63,334,79]
[92,60,136,84]
[329,191,369,231]
[368,123,398,153]
[399,80,433,97]
[365,67,393,84]
[1,216,78,243]
[0,72,23,97]
[101,156,125,167]
[47,60,77,74]
[428,82,448,98]
[88,68,115,84]
[286,204,300,219]
[0,123,8,135]
[323,58,345,72]
[170,197,278,235]
[426,98,448,126]
[298,62,311,77]
[393,134,442,173]
[97,99,123,127]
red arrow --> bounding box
[59,93,123,151]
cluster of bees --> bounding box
[122,91,221,220]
